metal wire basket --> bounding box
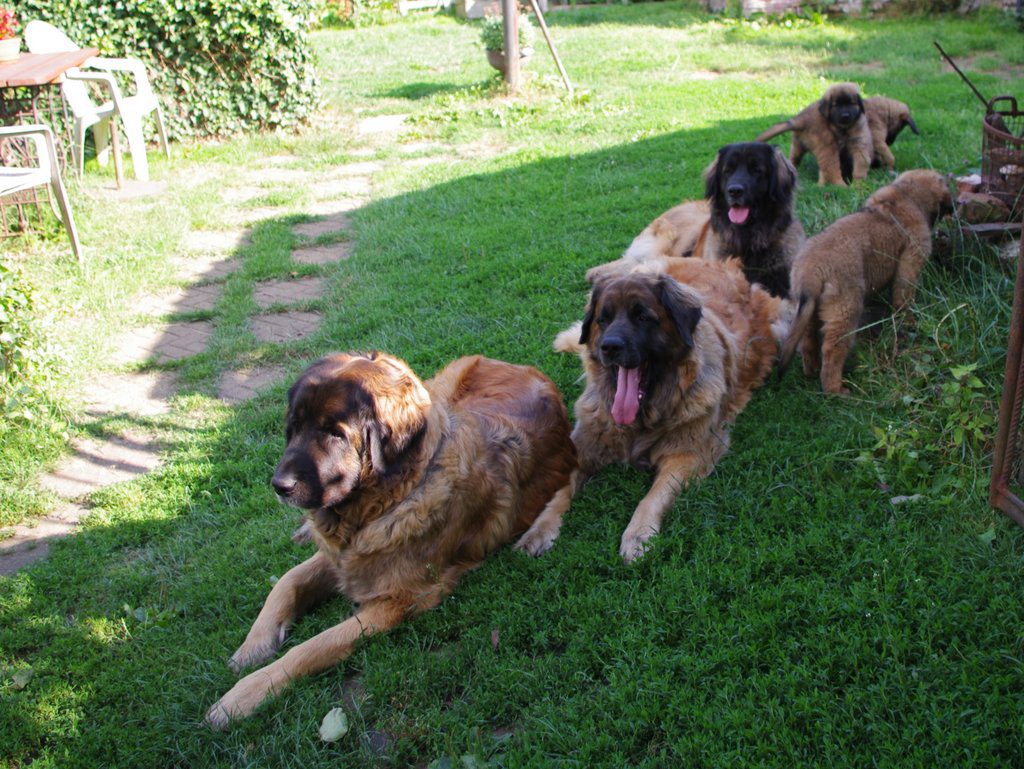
[982,96,1024,219]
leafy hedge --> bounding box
[12,0,321,138]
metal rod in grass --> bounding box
[526,0,574,97]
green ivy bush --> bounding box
[0,261,52,417]
[12,0,321,138]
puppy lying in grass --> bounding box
[778,169,953,394]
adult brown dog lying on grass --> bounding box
[517,257,790,563]
[757,83,873,186]
[595,142,804,298]
[778,169,953,395]
[864,96,919,170]
[205,352,575,727]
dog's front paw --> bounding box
[514,524,559,557]
[619,527,657,564]
[229,622,288,674]
[205,669,277,729]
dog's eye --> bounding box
[597,311,612,328]
[631,305,656,324]
[326,424,349,440]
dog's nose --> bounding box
[727,184,745,199]
[271,474,297,497]
[601,336,625,358]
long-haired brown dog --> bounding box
[597,143,804,298]
[864,96,919,170]
[757,83,873,186]
[206,352,575,726]
[778,169,953,394]
[517,258,790,563]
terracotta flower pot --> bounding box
[486,46,534,76]
[0,36,21,63]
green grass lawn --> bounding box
[3,3,1024,766]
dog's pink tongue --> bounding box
[611,367,641,425]
[728,206,750,224]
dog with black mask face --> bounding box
[757,83,873,186]
[519,258,791,564]
[589,143,804,298]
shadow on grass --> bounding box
[2,113,1021,769]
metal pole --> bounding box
[526,0,573,97]
[501,0,520,92]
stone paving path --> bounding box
[0,118,405,575]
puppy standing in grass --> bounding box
[206,352,575,726]
[864,96,919,170]
[757,83,873,186]
[778,169,954,394]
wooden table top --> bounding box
[0,49,100,88]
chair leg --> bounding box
[120,112,150,182]
[49,174,83,264]
[74,121,87,178]
[94,119,111,167]
[155,105,170,161]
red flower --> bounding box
[0,9,19,41]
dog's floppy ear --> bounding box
[818,94,832,120]
[768,148,798,207]
[855,93,865,115]
[654,275,702,349]
[703,148,724,203]
[367,357,430,471]
[579,281,604,345]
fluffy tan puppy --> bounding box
[757,83,873,186]
[864,96,919,170]
[778,170,953,394]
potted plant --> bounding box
[0,8,19,62]
[480,14,534,75]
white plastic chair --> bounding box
[25,20,170,182]
[0,124,82,262]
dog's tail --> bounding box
[757,120,794,143]
[777,291,817,379]
[554,321,585,355]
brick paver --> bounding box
[173,253,241,283]
[186,229,251,254]
[253,276,326,309]
[292,212,350,238]
[310,176,371,200]
[243,168,311,185]
[39,433,163,499]
[218,365,288,404]
[114,320,214,365]
[293,242,353,265]
[0,503,90,576]
[137,284,222,317]
[306,199,363,217]
[356,114,407,135]
[330,161,384,176]
[83,371,179,417]
[251,311,322,344]
[107,180,168,200]
[222,186,265,204]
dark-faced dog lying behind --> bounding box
[595,142,804,298]
[757,83,873,186]
[517,258,790,564]
[864,96,919,170]
[205,352,575,727]
[778,169,953,394]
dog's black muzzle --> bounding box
[724,170,755,207]
[599,325,643,370]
